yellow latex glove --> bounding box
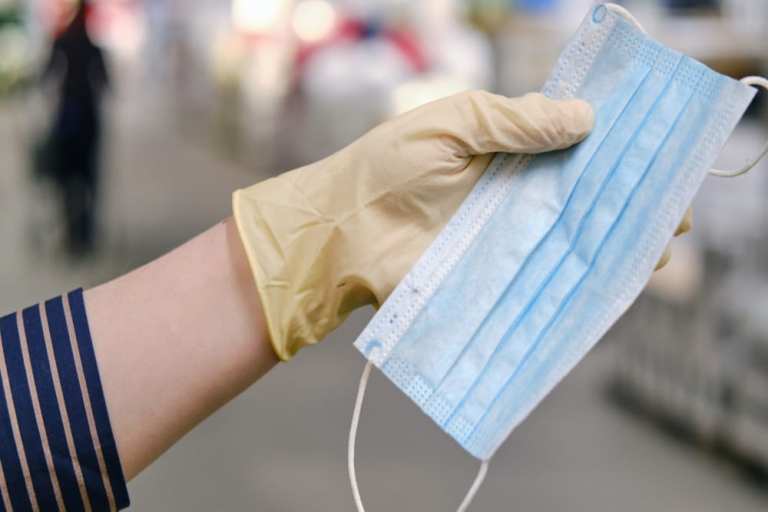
[656,207,693,270]
[234,91,596,360]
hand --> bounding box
[234,91,594,360]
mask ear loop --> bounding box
[710,76,768,178]
[604,3,767,178]
[605,3,647,34]
[348,361,373,512]
[348,361,490,512]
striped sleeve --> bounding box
[0,289,129,511]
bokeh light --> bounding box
[292,0,337,44]
[232,0,289,34]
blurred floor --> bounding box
[1,77,768,511]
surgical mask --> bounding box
[348,4,766,510]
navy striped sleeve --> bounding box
[0,289,129,511]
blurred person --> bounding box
[42,0,110,256]
[0,90,692,509]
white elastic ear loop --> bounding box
[348,361,490,512]
[606,4,766,179]
[456,459,490,512]
[348,361,373,512]
[605,3,647,33]
[710,76,768,178]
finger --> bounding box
[415,90,595,157]
[675,207,693,237]
[655,245,672,271]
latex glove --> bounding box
[655,207,693,270]
[234,91,595,360]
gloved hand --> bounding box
[656,207,692,270]
[233,91,593,360]
[233,90,686,360]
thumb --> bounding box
[440,91,594,157]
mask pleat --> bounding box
[466,59,737,458]
[386,57,652,417]
[440,57,688,442]
[467,80,697,447]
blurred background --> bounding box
[2,0,768,510]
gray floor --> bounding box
[2,77,767,511]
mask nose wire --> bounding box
[710,76,768,177]
[348,360,491,512]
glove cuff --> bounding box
[233,188,295,361]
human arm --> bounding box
[83,91,597,478]
[85,217,276,480]
[1,90,690,509]
[82,174,690,483]
[91,178,689,480]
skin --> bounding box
[85,218,277,479]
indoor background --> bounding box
[2,0,768,510]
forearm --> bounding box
[85,217,277,480]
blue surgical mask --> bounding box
[348,4,764,510]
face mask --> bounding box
[348,4,766,510]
